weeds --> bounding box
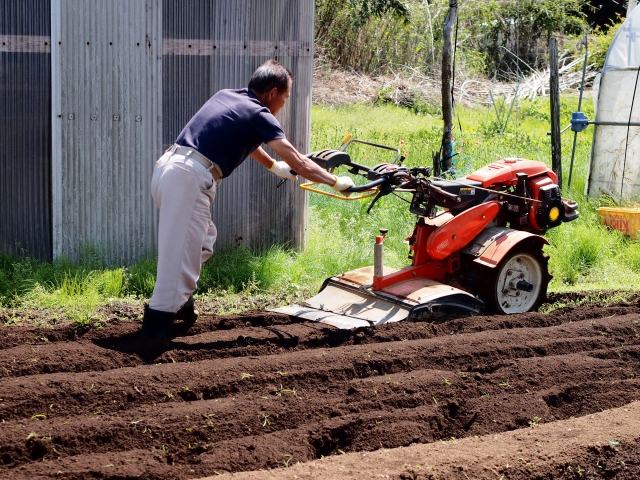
[278,385,297,396]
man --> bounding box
[142,59,354,339]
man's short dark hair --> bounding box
[248,59,293,94]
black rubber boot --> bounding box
[175,294,198,329]
[141,305,176,339]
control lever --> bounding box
[276,169,298,188]
[428,183,461,203]
[366,182,394,213]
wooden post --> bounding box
[441,0,458,172]
[550,37,562,187]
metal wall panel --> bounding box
[0,0,52,259]
[2,0,312,263]
[162,0,314,251]
[51,0,162,264]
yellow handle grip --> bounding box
[300,182,379,200]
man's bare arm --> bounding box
[249,146,275,168]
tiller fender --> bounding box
[462,226,549,268]
[426,201,500,260]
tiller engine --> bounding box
[274,139,579,329]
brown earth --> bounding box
[225,401,640,479]
[1,294,640,479]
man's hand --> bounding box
[332,176,355,196]
[268,160,298,181]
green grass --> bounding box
[309,98,640,296]
[2,96,639,324]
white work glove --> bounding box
[268,160,298,181]
[332,176,355,196]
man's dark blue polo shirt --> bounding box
[175,88,286,178]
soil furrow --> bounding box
[3,448,183,480]
[4,378,640,478]
[2,313,637,378]
[2,302,638,354]
[1,316,638,423]
[1,299,640,478]
[1,346,639,471]
[226,401,640,480]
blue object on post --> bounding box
[570,111,590,132]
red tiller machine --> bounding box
[274,138,579,329]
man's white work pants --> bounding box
[149,151,217,312]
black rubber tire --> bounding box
[472,243,551,315]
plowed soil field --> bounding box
[1,294,640,479]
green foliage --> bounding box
[315,0,438,73]
[122,259,157,298]
[346,0,410,26]
[546,213,616,285]
[315,0,589,76]
[620,241,640,273]
[198,246,274,294]
[0,253,56,307]
[96,269,125,298]
[309,98,639,296]
[588,17,624,71]
[463,0,587,75]
[316,0,410,37]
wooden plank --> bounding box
[550,37,562,187]
[0,36,311,57]
[162,39,312,57]
[0,35,51,53]
[441,1,457,173]
[161,38,213,55]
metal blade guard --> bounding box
[273,266,483,329]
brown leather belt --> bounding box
[167,144,223,181]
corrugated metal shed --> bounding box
[0,0,313,264]
[0,0,52,260]
[162,0,313,252]
[51,0,163,264]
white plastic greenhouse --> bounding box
[587,5,640,203]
